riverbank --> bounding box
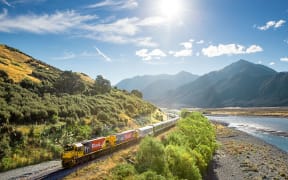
[207,121,288,180]
[201,107,288,117]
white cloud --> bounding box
[269,62,275,66]
[136,49,166,61]
[52,51,76,60]
[95,47,111,62]
[257,19,286,31]
[275,19,286,28]
[169,40,193,58]
[81,16,166,47]
[246,45,263,53]
[0,9,163,47]
[82,16,167,36]
[134,37,158,47]
[172,49,192,57]
[196,40,204,44]
[83,17,139,36]
[180,42,192,49]
[0,10,96,33]
[280,57,288,62]
[202,44,263,57]
[86,0,138,10]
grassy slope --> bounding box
[0,44,163,171]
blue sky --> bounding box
[0,0,287,84]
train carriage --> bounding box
[115,129,138,145]
[138,125,154,138]
[153,117,178,134]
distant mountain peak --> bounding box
[222,59,276,76]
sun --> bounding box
[158,0,183,19]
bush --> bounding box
[137,170,166,180]
[165,145,201,180]
[135,137,167,175]
[111,163,136,180]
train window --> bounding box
[64,145,73,151]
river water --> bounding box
[206,115,288,153]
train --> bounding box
[61,116,179,168]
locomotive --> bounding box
[61,116,179,167]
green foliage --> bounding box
[92,75,111,95]
[137,170,166,180]
[136,137,167,175]
[131,89,143,98]
[111,163,137,180]
[54,71,86,94]
[166,111,217,176]
[165,145,201,180]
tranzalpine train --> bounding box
[61,116,179,167]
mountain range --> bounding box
[117,60,288,108]
[116,71,199,102]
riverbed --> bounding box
[206,115,288,153]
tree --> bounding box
[135,137,167,175]
[92,75,111,94]
[165,145,201,180]
[131,89,143,98]
[54,71,86,94]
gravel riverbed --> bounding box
[207,122,288,180]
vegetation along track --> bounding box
[31,116,179,179]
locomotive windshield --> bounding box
[64,144,74,151]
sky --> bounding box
[0,0,288,84]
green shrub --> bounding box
[135,137,167,176]
[137,170,166,180]
[111,163,136,180]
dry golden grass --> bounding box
[76,72,95,84]
[0,45,41,83]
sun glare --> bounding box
[158,0,183,19]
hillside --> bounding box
[159,60,287,107]
[116,71,198,102]
[0,44,161,171]
[0,45,62,83]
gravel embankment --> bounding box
[207,122,288,180]
[0,160,61,180]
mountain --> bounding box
[159,60,288,107]
[116,71,198,101]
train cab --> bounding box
[61,143,85,167]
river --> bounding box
[206,115,288,153]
